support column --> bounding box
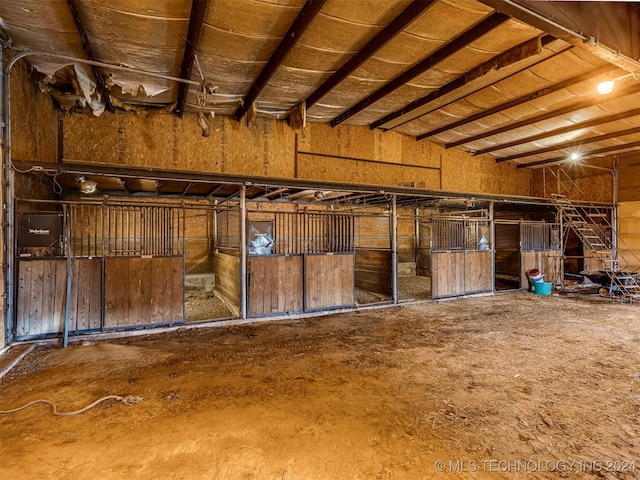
[239,184,247,319]
[391,195,398,304]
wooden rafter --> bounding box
[176,0,209,117]
[304,0,436,110]
[438,83,640,148]
[473,107,640,157]
[416,63,618,140]
[496,126,640,163]
[329,12,509,127]
[235,0,327,121]
[370,35,562,130]
[518,140,640,168]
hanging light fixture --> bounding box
[596,72,639,95]
[76,175,97,194]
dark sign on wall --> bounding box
[18,213,63,256]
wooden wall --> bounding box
[521,251,562,287]
[618,201,640,271]
[61,112,533,198]
[16,258,101,338]
[305,253,355,310]
[214,251,241,316]
[16,259,66,337]
[355,249,392,296]
[104,256,183,328]
[4,54,59,346]
[248,255,303,315]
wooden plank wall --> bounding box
[248,255,303,315]
[214,251,241,316]
[431,252,465,298]
[68,258,102,331]
[521,251,562,287]
[306,253,355,310]
[355,249,392,296]
[104,256,183,328]
[16,259,66,337]
[16,258,101,337]
[465,251,492,293]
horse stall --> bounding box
[14,200,186,340]
[352,210,393,305]
[245,206,355,316]
[430,214,492,299]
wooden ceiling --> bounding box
[2,0,640,168]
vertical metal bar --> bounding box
[391,197,398,305]
[62,205,72,348]
[213,201,218,254]
[240,185,247,319]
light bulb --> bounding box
[596,80,614,95]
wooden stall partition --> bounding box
[521,251,562,287]
[248,255,303,316]
[16,258,102,338]
[104,256,184,328]
[305,253,355,311]
[355,248,392,296]
[431,252,465,298]
[67,258,102,332]
[465,251,492,293]
[584,250,613,274]
[214,251,241,317]
[16,259,66,337]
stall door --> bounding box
[431,217,492,299]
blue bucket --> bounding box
[533,281,553,296]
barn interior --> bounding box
[2,1,640,478]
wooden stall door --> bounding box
[104,256,184,328]
[248,255,303,316]
[16,258,102,338]
[305,253,355,311]
[465,251,492,293]
[431,252,465,298]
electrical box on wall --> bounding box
[18,212,64,257]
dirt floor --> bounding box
[2,291,640,479]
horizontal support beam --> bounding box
[417,63,617,140]
[473,107,640,157]
[518,140,640,168]
[330,11,509,127]
[439,83,640,148]
[235,0,326,120]
[305,0,436,109]
[496,125,640,163]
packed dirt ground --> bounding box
[2,291,640,479]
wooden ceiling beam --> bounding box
[417,63,618,141]
[176,0,209,117]
[304,0,436,110]
[66,0,113,112]
[517,140,640,169]
[473,107,640,157]
[235,0,326,121]
[329,12,509,127]
[439,83,640,148]
[495,125,640,163]
[371,35,562,130]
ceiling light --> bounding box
[596,80,614,95]
[570,153,580,161]
[77,175,97,194]
[596,72,639,95]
